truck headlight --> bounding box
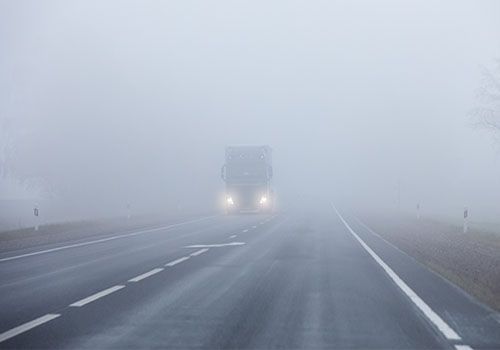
[227,197,234,205]
[259,196,267,204]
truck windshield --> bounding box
[226,163,268,182]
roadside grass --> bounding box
[360,212,500,312]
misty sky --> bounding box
[1,0,500,220]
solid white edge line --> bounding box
[0,236,125,262]
[190,248,209,257]
[69,285,125,307]
[332,205,462,342]
[0,215,217,263]
[128,268,164,282]
[165,256,190,267]
[0,314,60,343]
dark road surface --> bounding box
[0,205,499,349]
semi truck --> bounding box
[221,145,274,214]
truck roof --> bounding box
[225,144,272,149]
[225,145,272,163]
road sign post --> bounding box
[33,206,39,231]
[463,207,468,234]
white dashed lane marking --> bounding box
[0,217,256,344]
[190,248,209,257]
[455,345,474,350]
[165,256,190,267]
[185,242,245,248]
[69,285,126,307]
[0,224,251,344]
[0,314,61,343]
[128,268,164,283]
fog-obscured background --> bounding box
[2,0,500,229]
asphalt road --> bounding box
[0,205,499,349]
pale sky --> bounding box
[1,0,500,221]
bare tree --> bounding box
[471,59,500,139]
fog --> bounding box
[2,0,500,228]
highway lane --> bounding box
[0,206,499,349]
[0,214,262,334]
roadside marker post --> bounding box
[463,207,468,234]
[416,203,420,220]
[33,205,39,231]
[127,202,131,220]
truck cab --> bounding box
[221,145,274,214]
